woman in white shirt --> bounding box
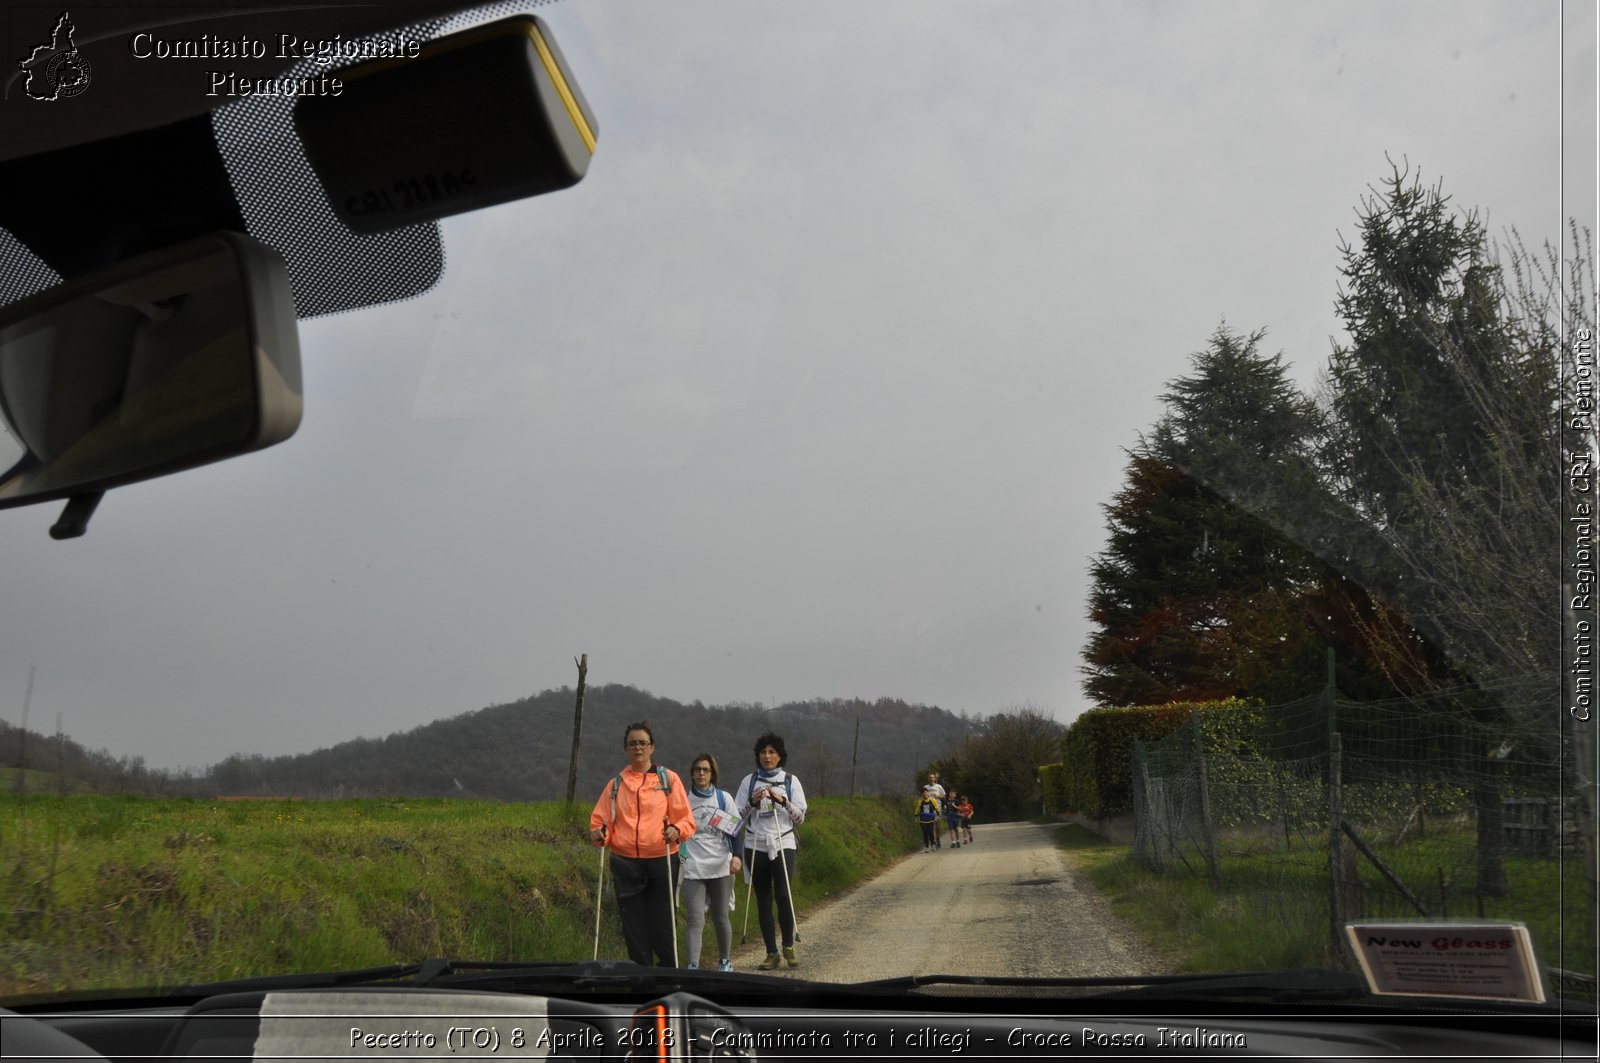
[733,732,807,970]
[680,753,743,972]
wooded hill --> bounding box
[0,719,168,795]
[202,686,973,801]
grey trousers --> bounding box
[680,874,735,965]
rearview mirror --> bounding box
[0,231,301,538]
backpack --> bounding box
[612,766,672,798]
[605,766,673,828]
[752,773,793,804]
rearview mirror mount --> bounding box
[294,14,597,233]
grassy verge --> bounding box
[1052,824,1593,984]
[1,793,919,998]
[0,768,71,793]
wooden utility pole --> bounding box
[16,664,34,796]
[566,654,588,806]
[849,714,860,799]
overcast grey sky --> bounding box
[2,0,1594,771]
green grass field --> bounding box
[0,768,78,794]
[0,793,920,998]
[1054,823,1594,991]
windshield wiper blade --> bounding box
[851,969,1369,1002]
[424,960,824,993]
[1060,969,1369,1002]
[163,960,823,1000]
[173,963,424,996]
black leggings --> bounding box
[745,847,797,952]
[920,820,936,847]
[610,853,680,966]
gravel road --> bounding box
[727,821,1170,982]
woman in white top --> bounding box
[680,753,743,972]
[733,731,807,970]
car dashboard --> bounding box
[4,984,1594,1062]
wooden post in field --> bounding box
[16,664,34,796]
[849,714,860,799]
[566,654,588,806]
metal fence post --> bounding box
[1193,708,1220,889]
[1325,650,1343,954]
[1328,730,1343,954]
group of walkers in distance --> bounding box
[915,771,973,853]
[588,721,807,972]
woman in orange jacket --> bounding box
[588,720,696,966]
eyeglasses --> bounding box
[691,767,712,774]
[625,740,652,748]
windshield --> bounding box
[0,0,1595,1012]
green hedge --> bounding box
[1057,699,1257,818]
[1038,762,1071,814]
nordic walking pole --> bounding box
[592,826,608,960]
[739,845,755,944]
[781,829,802,943]
[664,818,679,968]
[776,834,799,953]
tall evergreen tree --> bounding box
[1161,164,1586,898]
[1087,166,1587,898]
[1159,165,1577,693]
[1319,163,1565,686]
[1315,167,1581,899]
[1083,326,1380,706]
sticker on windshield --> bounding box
[1345,922,1545,1003]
